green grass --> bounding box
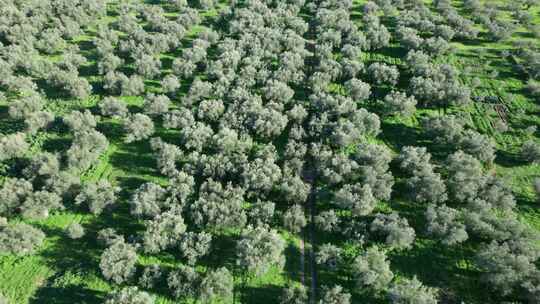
[1,0,540,303]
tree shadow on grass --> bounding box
[30,284,106,304]
[29,225,106,304]
[389,240,490,304]
[242,284,282,304]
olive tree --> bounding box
[189,179,247,230]
[236,226,286,275]
[0,132,29,161]
[124,113,155,143]
[66,222,85,239]
[334,184,377,216]
[367,62,399,86]
[0,223,45,256]
[199,267,234,303]
[178,231,212,265]
[318,285,351,304]
[139,264,162,289]
[105,287,154,304]
[99,97,129,118]
[521,140,540,164]
[382,91,417,118]
[75,180,119,215]
[142,207,186,253]
[283,204,307,233]
[99,240,138,284]
[280,284,308,304]
[388,277,438,304]
[168,265,200,299]
[352,246,394,291]
[425,205,468,245]
[370,213,416,249]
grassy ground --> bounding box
[1,0,539,303]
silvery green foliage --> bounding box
[397,146,432,174]
[396,26,423,49]
[23,152,60,180]
[314,210,340,232]
[168,265,200,299]
[100,97,129,118]
[409,64,470,108]
[318,285,351,304]
[20,190,63,220]
[179,231,212,265]
[345,78,371,101]
[163,108,195,130]
[99,240,137,284]
[130,182,168,218]
[199,267,234,303]
[67,130,109,171]
[459,130,496,164]
[476,239,540,298]
[190,179,246,230]
[63,110,97,132]
[75,180,119,215]
[0,132,29,161]
[98,53,123,75]
[388,277,438,304]
[426,205,468,245]
[150,138,183,176]
[45,171,80,200]
[167,171,195,206]
[236,226,286,275]
[278,173,311,203]
[197,99,225,122]
[407,168,448,204]
[283,204,307,233]
[353,143,394,200]
[521,140,540,164]
[363,15,391,50]
[0,178,33,217]
[121,74,145,96]
[98,228,124,247]
[66,222,85,239]
[263,79,295,104]
[142,207,186,253]
[25,110,55,134]
[334,183,377,216]
[367,62,399,86]
[382,91,417,117]
[315,243,342,270]
[0,223,45,256]
[421,115,464,145]
[404,50,432,77]
[0,292,6,304]
[161,74,180,94]
[135,53,161,79]
[139,264,162,289]
[8,94,44,119]
[352,246,394,291]
[287,105,308,123]
[248,200,276,226]
[423,37,451,56]
[124,113,155,143]
[143,93,171,116]
[243,158,282,194]
[105,287,154,304]
[370,213,416,249]
[280,284,308,304]
[446,151,486,203]
[182,122,214,151]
